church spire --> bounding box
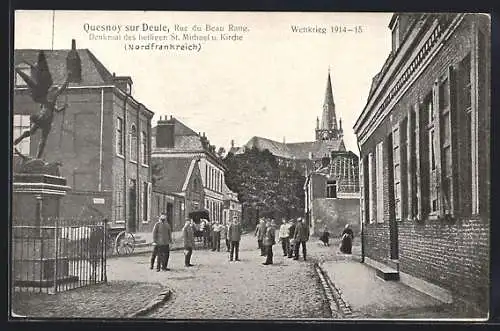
[320,70,337,131]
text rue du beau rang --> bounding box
[84,22,249,42]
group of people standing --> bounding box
[150,213,354,271]
[150,214,244,271]
[199,218,243,261]
[254,217,310,265]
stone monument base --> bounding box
[12,172,74,290]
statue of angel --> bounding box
[14,50,72,159]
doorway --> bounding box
[166,202,174,230]
[128,179,137,233]
[387,133,399,260]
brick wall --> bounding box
[398,218,489,313]
[311,198,360,237]
[363,223,390,262]
[360,17,489,313]
[59,191,113,221]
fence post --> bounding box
[53,218,59,294]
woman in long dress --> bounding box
[339,224,354,254]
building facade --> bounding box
[151,158,205,231]
[222,183,242,225]
[230,71,346,173]
[304,151,360,236]
[13,46,154,232]
[353,14,490,316]
[152,116,236,224]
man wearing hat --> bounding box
[293,217,309,261]
[152,214,173,271]
[182,218,195,267]
[262,219,276,265]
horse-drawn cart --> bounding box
[188,209,210,248]
[105,227,136,256]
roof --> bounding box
[14,48,114,86]
[244,136,345,160]
[151,157,195,194]
[152,117,227,169]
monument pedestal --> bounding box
[12,173,76,289]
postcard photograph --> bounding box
[10,10,491,321]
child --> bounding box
[320,226,330,246]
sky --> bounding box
[14,11,393,154]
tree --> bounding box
[224,148,305,230]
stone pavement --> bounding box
[11,281,167,318]
[314,239,459,319]
[107,233,331,319]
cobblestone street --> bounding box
[107,234,332,319]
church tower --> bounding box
[315,69,343,141]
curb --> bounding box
[315,262,355,318]
[128,288,173,318]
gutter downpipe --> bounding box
[98,88,104,191]
[123,93,129,232]
[357,139,365,264]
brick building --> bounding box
[353,14,490,316]
[152,116,235,224]
[304,151,360,236]
[222,183,242,225]
[13,45,154,232]
[151,158,205,231]
[230,71,346,173]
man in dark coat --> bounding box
[293,217,309,261]
[228,218,242,261]
[262,220,276,265]
[255,219,266,256]
[287,219,296,258]
[183,218,195,267]
[152,214,173,271]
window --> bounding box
[376,141,384,223]
[205,164,208,188]
[115,188,125,223]
[141,131,148,165]
[143,182,150,223]
[116,117,124,156]
[439,71,453,214]
[15,65,30,86]
[130,124,137,162]
[326,180,337,198]
[368,152,374,223]
[458,54,472,215]
[410,108,418,217]
[400,118,408,219]
[360,158,365,223]
[13,115,30,155]
[392,126,401,221]
[423,92,438,214]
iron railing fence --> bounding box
[12,218,108,294]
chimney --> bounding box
[283,136,286,144]
[66,39,82,83]
[231,140,234,148]
[156,116,175,148]
[113,75,133,94]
